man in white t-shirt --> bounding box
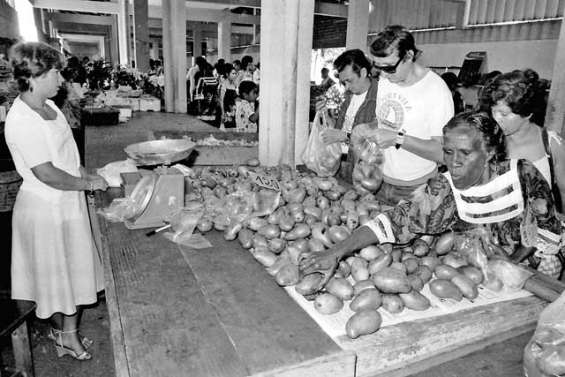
[353,25,454,204]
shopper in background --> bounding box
[441,71,464,114]
[318,67,335,93]
[353,25,454,205]
[218,63,238,129]
[187,56,210,102]
[6,41,108,361]
[480,68,565,216]
[236,80,258,132]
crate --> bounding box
[81,106,120,126]
[0,170,22,212]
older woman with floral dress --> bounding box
[300,111,564,281]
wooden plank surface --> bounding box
[178,231,354,376]
[335,295,545,377]
[100,220,249,377]
[94,190,353,377]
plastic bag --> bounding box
[97,197,140,222]
[166,207,204,238]
[251,189,281,217]
[524,291,565,377]
[302,111,341,177]
[96,159,138,187]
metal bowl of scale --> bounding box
[124,139,196,166]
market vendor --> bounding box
[300,111,564,281]
[352,25,454,205]
[317,49,378,181]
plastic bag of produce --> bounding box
[524,291,565,377]
[166,206,204,238]
[302,111,341,177]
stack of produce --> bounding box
[182,164,509,339]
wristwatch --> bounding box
[395,130,406,149]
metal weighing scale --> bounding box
[122,139,195,229]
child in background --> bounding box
[236,81,258,132]
[219,63,238,128]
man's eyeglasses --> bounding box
[372,55,404,74]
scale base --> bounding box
[125,173,184,230]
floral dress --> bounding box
[365,159,564,277]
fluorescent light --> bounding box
[15,0,38,42]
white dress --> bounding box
[5,97,104,319]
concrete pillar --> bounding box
[162,0,187,113]
[217,12,231,62]
[117,0,129,66]
[110,15,119,66]
[346,0,370,51]
[133,0,149,71]
[193,24,202,59]
[149,39,159,60]
[259,0,314,166]
[546,17,565,135]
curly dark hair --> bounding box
[443,111,507,164]
[369,25,421,61]
[478,68,547,126]
[9,42,64,92]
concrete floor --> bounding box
[1,111,534,377]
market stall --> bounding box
[89,158,551,377]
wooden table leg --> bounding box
[12,320,34,377]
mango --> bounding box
[325,277,354,300]
[442,253,468,269]
[403,258,419,274]
[314,293,344,315]
[415,265,433,283]
[419,256,440,271]
[359,245,384,261]
[429,279,463,301]
[368,254,392,275]
[458,266,484,285]
[408,275,424,291]
[274,263,300,286]
[295,273,324,296]
[451,274,479,299]
[434,264,459,280]
[345,310,382,339]
[399,290,431,311]
[372,267,412,293]
[435,231,455,255]
[353,280,377,295]
[350,289,382,312]
[350,257,370,282]
[412,238,430,257]
[381,294,404,313]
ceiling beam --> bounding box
[49,12,114,26]
[31,0,120,14]
[186,0,260,9]
[147,18,253,34]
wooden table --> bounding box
[91,190,546,377]
[0,299,36,377]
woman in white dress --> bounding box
[6,42,108,360]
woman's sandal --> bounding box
[49,328,93,349]
[53,329,92,360]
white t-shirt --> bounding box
[342,91,367,134]
[376,70,454,183]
